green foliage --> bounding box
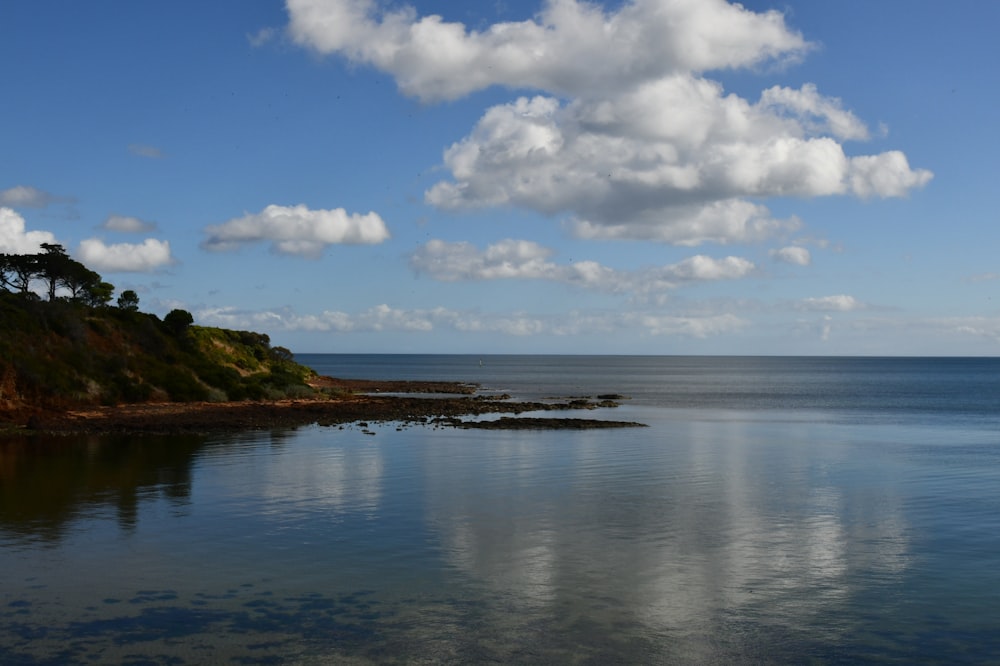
[0,292,318,412]
[117,289,140,311]
[0,245,114,303]
[85,281,115,307]
[163,309,194,336]
[0,249,319,412]
[142,359,210,402]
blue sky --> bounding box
[1,0,997,355]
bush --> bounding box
[205,387,229,403]
[143,361,209,402]
[284,385,315,399]
[163,309,194,336]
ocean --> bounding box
[2,355,999,663]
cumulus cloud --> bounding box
[287,0,810,101]
[798,294,863,312]
[101,214,158,233]
[128,143,165,159]
[410,238,754,296]
[77,238,174,272]
[287,0,932,245]
[411,239,558,281]
[198,302,746,339]
[425,88,931,243]
[0,207,58,253]
[201,204,390,258]
[848,151,933,198]
[770,246,811,265]
[758,83,869,141]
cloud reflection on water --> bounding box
[418,413,911,648]
[205,431,386,521]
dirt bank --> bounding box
[4,378,645,435]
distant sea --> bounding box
[2,355,999,663]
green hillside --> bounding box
[0,291,318,418]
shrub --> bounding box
[163,309,194,336]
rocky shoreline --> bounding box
[5,377,646,435]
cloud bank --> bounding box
[798,294,863,312]
[410,238,754,298]
[199,303,747,339]
[202,204,390,258]
[286,0,932,246]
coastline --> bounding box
[4,376,645,436]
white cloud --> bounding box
[201,204,390,258]
[77,238,174,273]
[288,1,932,246]
[631,312,747,338]
[0,207,58,253]
[0,185,64,209]
[101,214,157,233]
[665,254,755,281]
[425,89,929,244]
[951,317,1000,342]
[770,246,811,265]
[568,201,801,246]
[758,83,869,141]
[247,26,278,47]
[799,294,863,312]
[819,315,834,341]
[128,143,164,159]
[198,302,746,339]
[410,239,558,282]
[848,151,933,198]
[287,0,811,102]
[410,238,754,296]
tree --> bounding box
[117,289,140,312]
[83,281,115,307]
[75,273,115,308]
[1,254,39,294]
[38,243,71,301]
[163,309,194,336]
[0,254,16,292]
[60,262,103,301]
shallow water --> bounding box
[2,356,999,663]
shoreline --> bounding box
[3,377,646,436]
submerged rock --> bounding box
[449,416,646,430]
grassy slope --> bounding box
[0,293,318,416]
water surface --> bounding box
[2,356,999,663]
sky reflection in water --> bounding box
[1,402,996,663]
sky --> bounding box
[1,0,998,356]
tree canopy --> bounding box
[163,309,194,336]
[0,244,116,307]
[117,289,140,312]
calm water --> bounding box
[2,356,999,664]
